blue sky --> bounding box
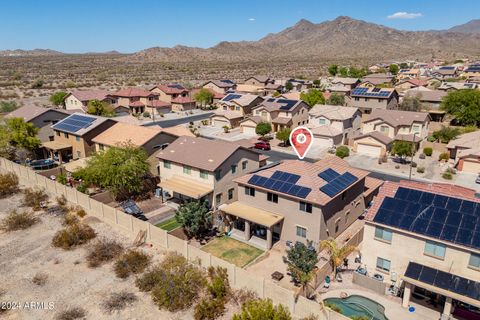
[1,0,478,53]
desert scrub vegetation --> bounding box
[32,272,48,286]
[194,266,231,320]
[55,306,86,320]
[102,291,137,313]
[86,238,124,268]
[232,298,292,320]
[22,187,48,211]
[62,213,80,226]
[52,222,96,250]
[0,172,19,198]
[0,210,39,231]
[114,249,150,279]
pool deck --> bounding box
[320,289,441,320]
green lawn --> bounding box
[155,217,181,232]
[202,236,263,267]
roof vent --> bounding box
[208,159,213,162]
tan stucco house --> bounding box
[110,87,161,114]
[347,87,399,113]
[63,90,116,112]
[447,130,480,174]
[215,93,263,116]
[203,80,237,94]
[251,98,309,132]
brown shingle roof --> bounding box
[405,89,447,102]
[112,87,157,98]
[171,96,194,104]
[309,105,359,121]
[6,106,69,123]
[446,130,480,149]
[152,84,188,95]
[365,109,429,127]
[68,90,112,102]
[92,122,162,147]
[354,131,393,145]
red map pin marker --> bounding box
[289,126,313,160]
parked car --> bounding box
[254,141,271,150]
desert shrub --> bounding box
[427,135,436,142]
[335,146,349,159]
[86,239,124,268]
[0,172,19,198]
[57,173,68,185]
[395,165,400,169]
[62,213,79,226]
[22,187,48,211]
[445,167,456,174]
[442,172,453,180]
[324,301,341,313]
[56,195,68,207]
[76,183,89,194]
[142,111,150,118]
[417,166,425,173]
[56,307,86,320]
[438,152,450,161]
[32,272,48,286]
[232,299,292,320]
[207,266,230,299]
[423,147,433,156]
[52,223,96,250]
[300,315,319,320]
[232,289,258,307]
[419,153,426,159]
[114,249,150,279]
[102,291,137,313]
[1,210,38,231]
[193,266,231,320]
[194,298,225,320]
[76,208,87,218]
[411,161,417,168]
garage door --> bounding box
[242,125,256,135]
[213,118,229,128]
[313,137,333,148]
[461,160,480,174]
[357,143,382,157]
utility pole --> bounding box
[409,132,419,180]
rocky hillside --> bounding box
[0,49,64,57]
[447,19,480,33]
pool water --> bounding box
[324,295,389,320]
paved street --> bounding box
[145,112,213,128]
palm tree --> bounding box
[291,265,315,300]
[319,238,356,275]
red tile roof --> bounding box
[69,89,112,102]
[112,87,157,98]
[365,180,479,221]
[147,100,171,108]
[171,96,195,104]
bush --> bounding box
[56,195,68,207]
[76,209,87,218]
[114,249,150,279]
[194,298,225,320]
[427,136,436,142]
[86,239,124,268]
[417,166,425,173]
[423,147,433,156]
[232,289,258,307]
[232,299,292,320]
[57,173,68,185]
[419,153,426,159]
[0,172,19,198]
[439,152,450,161]
[32,272,48,286]
[0,210,38,231]
[62,213,79,226]
[52,223,96,250]
[142,111,150,118]
[102,291,137,313]
[56,307,86,320]
[442,172,453,180]
[335,146,350,159]
[76,183,89,194]
[445,167,456,174]
[22,187,48,211]
[324,301,341,313]
[411,161,417,168]
[207,266,230,299]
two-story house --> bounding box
[149,84,195,111]
[219,157,374,249]
[63,90,116,112]
[43,113,116,163]
[396,68,421,81]
[203,80,237,94]
[156,136,266,208]
[360,73,395,87]
[353,109,430,158]
[110,87,161,114]
[307,105,361,148]
[347,87,399,114]
[244,76,273,87]
[246,98,309,133]
[328,77,360,95]
[430,66,457,80]
[362,180,480,320]
[210,93,264,129]
[446,130,480,174]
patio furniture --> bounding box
[271,271,284,281]
[323,275,331,288]
[336,273,343,282]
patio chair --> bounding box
[323,275,331,288]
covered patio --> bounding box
[157,175,213,204]
[42,141,72,164]
[219,201,283,250]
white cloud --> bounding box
[248,18,255,21]
[387,12,423,19]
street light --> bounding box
[409,132,419,180]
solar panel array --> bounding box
[222,94,242,102]
[318,169,358,198]
[168,84,185,90]
[373,187,480,250]
[53,114,96,133]
[220,79,234,84]
[405,262,480,301]
[465,64,480,72]
[247,170,312,199]
[351,87,391,98]
[439,66,455,70]
[276,99,298,111]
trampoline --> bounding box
[28,159,57,170]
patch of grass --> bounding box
[0,172,19,198]
[102,291,137,313]
[86,239,124,268]
[52,223,96,250]
[32,272,48,286]
[55,307,86,320]
[155,217,181,231]
[1,210,39,231]
[202,236,263,267]
[114,249,150,279]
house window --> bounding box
[64,132,69,138]
[261,111,267,117]
[412,125,420,133]
[468,253,480,269]
[354,97,360,101]
[163,160,171,169]
[296,226,307,238]
[223,106,227,110]
[228,188,234,200]
[374,226,392,243]
[183,165,192,175]
[319,118,326,125]
[99,144,104,151]
[215,193,222,205]
[378,99,382,103]
[75,136,80,142]
[267,192,278,203]
[200,170,208,179]
[345,210,350,223]
[256,111,260,115]
[376,257,391,272]
[424,240,446,259]
[380,125,389,134]
[341,191,346,200]
[231,165,237,174]
[299,201,312,213]
[76,151,81,158]
[56,131,60,136]
[236,106,240,111]
[242,160,248,170]
[215,170,221,180]
[335,219,341,233]
[245,186,255,197]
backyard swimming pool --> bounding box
[324,295,389,320]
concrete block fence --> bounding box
[0,157,325,319]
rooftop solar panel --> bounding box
[223,94,242,102]
[247,172,311,199]
[53,114,97,133]
[318,168,340,182]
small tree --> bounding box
[399,95,422,112]
[50,91,67,106]
[423,147,433,157]
[389,64,399,75]
[432,126,461,143]
[284,241,319,294]
[391,140,414,159]
[175,200,212,239]
[194,88,214,107]
[87,99,114,117]
[335,146,349,159]
[0,101,19,113]
[328,65,338,76]
[285,82,294,91]
[233,299,292,320]
[338,67,349,77]
[326,93,345,106]
[300,89,325,107]
[319,239,355,275]
[275,128,291,146]
[441,89,480,126]
[255,122,272,138]
[312,79,320,87]
[4,117,41,152]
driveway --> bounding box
[145,112,213,128]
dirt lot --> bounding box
[0,192,238,320]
